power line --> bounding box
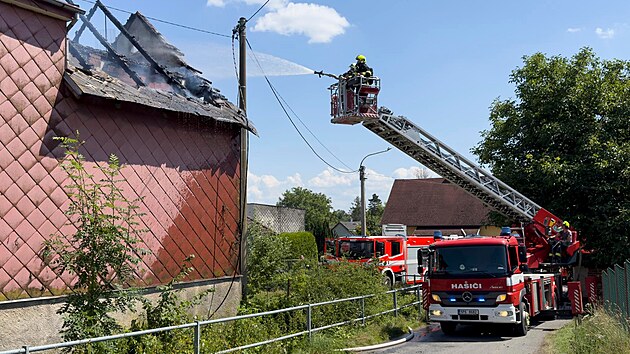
[77,0,230,38]
[247,0,271,22]
[245,39,356,174]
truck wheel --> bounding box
[440,322,457,335]
[382,273,394,288]
[513,301,529,336]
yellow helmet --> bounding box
[356,54,366,61]
[563,221,570,228]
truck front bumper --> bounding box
[428,304,517,324]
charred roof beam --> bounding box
[72,1,98,42]
[95,0,186,93]
[67,0,145,87]
[68,41,92,70]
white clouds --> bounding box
[253,3,349,43]
[392,166,438,179]
[308,168,352,188]
[206,0,349,43]
[566,27,582,33]
[247,172,303,205]
[206,0,226,7]
[595,27,615,39]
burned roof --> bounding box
[64,66,256,133]
[66,4,256,133]
[381,178,492,227]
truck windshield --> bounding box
[339,240,375,260]
[431,245,508,278]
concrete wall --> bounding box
[247,204,305,234]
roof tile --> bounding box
[382,178,492,227]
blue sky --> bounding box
[74,0,630,211]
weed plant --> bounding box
[547,304,630,354]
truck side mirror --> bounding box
[418,266,424,274]
[518,245,528,263]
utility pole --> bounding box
[235,17,249,298]
[359,148,391,237]
[359,165,367,236]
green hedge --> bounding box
[279,231,318,261]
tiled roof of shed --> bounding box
[381,178,492,227]
[64,66,257,134]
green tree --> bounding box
[43,137,146,348]
[349,196,362,222]
[366,194,385,236]
[331,209,350,224]
[277,187,333,233]
[472,47,630,267]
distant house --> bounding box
[331,221,360,237]
[0,0,255,347]
[381,179,496,236]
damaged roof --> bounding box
[66,4,256,133]
[64,66,257,133]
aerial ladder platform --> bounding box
[328,77,541,223]
[325,75,584,270]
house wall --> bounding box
[1,2,243,348]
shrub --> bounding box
[42,136,146,351]
[279,231,318,261]
[246,222,290,294]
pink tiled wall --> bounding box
[1,3,241,300]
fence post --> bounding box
[616,264,626,316]
[361,297,366,326]
[307,304,312,340]
[23,346,29,354]
[626,261,630,319]
[194,321,201,354]
[393,290,398,317]
[416,286,422,320]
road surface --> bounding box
[368,319,570,354]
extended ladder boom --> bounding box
[362,108,541,222]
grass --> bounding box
[544,305,630,354]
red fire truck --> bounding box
[322,72,598,336]
[324,231,435,286]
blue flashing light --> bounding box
[449,298,456,302]
[500,227,511,236]
[478,297,486,302]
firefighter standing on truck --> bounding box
[558,221,572,262]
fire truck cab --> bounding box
[324,233,434,286]
[425,235,558,336]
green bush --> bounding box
[279,231,318,261]
[246,223,290,294]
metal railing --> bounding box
[0,285,422,354]
[602,260,630,318]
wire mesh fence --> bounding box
[602,260,630,318]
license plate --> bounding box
[458,309,479,315]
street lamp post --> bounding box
[359,148,391,236]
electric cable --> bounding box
[77,0,230,37]
[247,0,271,22]
[245,39,357,174]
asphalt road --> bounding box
[367,319,571,354]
